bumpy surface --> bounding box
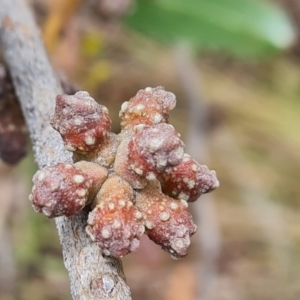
[51,91,111,154]
[114,129,147,189]
[114,124,184,189]
[129,124,184,173]
[135,181,197,258]
[86,176,145,257]
[31,87,219,259]
[160,154,220,202]
[30,162,107,218]
[119,87,176,129]
[73,132,119,168]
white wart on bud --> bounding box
[86,176,145,257]
[51,91,111,154]
[30,162,108,218]
[135,181,197,258]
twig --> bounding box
[173,43,222,300]
[0,0,131,299]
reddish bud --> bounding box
[114,130,147,189]
[160,154,219,202]
[114,124,184,189]
[74,161,109,199]
[135,181,197,259]
[73,132,119,168]
[119,87,176,129]
[30,162,108,218]
[86,176,145,257]
[51,91,111,154]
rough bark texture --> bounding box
[0,0,131,299]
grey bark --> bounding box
[0,0,131,299]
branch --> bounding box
[0,0,131,299]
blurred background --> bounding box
[1,0,300,299]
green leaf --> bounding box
[125,0,295,59]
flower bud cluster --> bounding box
[30,87,219,258]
